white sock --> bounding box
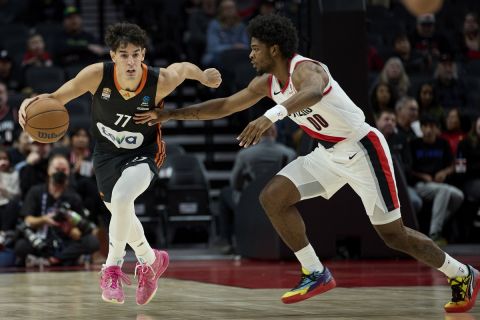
[105,236,126,266]
[130,236,155,265]
[438,253,469,278]
[294,243,324,273]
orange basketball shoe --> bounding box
[281,267,336,304]
[135,249,169,305]
[444,265,480,313]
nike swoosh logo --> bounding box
[273,91,281,95]
[349,153,358,160]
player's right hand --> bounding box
[134,108,171,126]
[18,96,40,129]
[202,68,222,88]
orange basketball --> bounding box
[25,97,69,143]
[401,0,443,16]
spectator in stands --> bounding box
[0,50,22,92]
[202,0,249,67]
[8,131,30,168]
[409,13,450,67]
[21,33,53,69]
[217,125,296,251]
[377,57,410,97]
[185,0,217,65]
[416,82,444,124]
[231,125,296,198]
[53,6,107,68]
[376,110,422,214]
[25,0,65,26]
[68,128,93,179]
[440,108,469,156]
[457,12,480,61]
[14,154,99,266]
[409,115,464,245]
[0,0,26,25]
[18,138,51,197]
[395,96,420,143]
[0,146,19,203]
[367,46,384,72]
[0,81,20,147]
[370,82,396,115]
[250,0,277,19]
[456,116,480,224]
[0,146,20,267]
[51,127,104,223]
[433,52,467,109]
[391,33,427,74]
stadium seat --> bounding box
[161,154,214,245]
[64,64,85,80]
[165,143,185,156]
[25,66,65,93]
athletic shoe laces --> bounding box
[292,271,320,290]
[135,263,155,287]
[100,267,131,289]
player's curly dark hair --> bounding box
[105,22,147,51]
[247,14,298,59]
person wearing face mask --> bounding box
[14,154,99,267]
[18,138,52,197]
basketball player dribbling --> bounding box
[134,14,479,313]
[17,22,221,305]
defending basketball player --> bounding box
[134,15,479,312]
[17,22,221,305]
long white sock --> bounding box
[128,215,155,265]
[105,237,126,266]
[103,163,153,267]
[294,243,324,273]
[438,253,469,278]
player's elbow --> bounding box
[307,87,324,101]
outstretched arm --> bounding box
[155,62,221,101]
[237,61,328,147]
[134,74,269,125]
[18,63,102,128]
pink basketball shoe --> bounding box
[135,249,169,305]
[100,265,132,304]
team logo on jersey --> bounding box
[101,88,111,100]
[141,96,150,107]
[97,122,144,149]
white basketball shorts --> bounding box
[278,127,401,225]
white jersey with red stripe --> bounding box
[269,54,367,143]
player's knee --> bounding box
[259,184,289,214]
[259,186,274,211]
[110,190,134,211]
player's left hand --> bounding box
[237,116,273,148]
[134,108,169,126]
[202,68,222,88]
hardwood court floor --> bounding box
[0,258,479,320]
